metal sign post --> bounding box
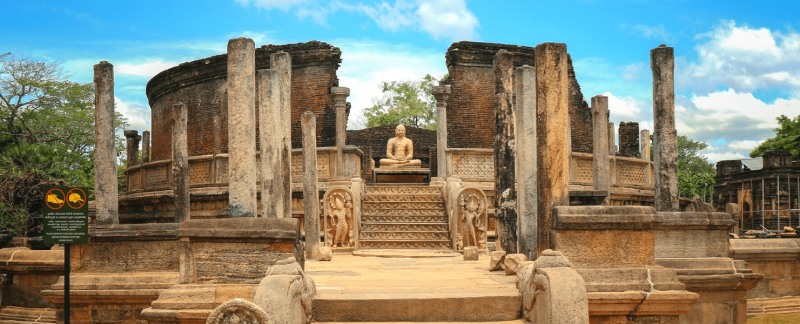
[42,187,89,324]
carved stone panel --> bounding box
[454,187,488,251]
[323,187,355,248]
[206,298,270,324]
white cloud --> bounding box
[620,23,673,43]
[680,20,800,94]
[604,92,650,123]
[115,97,150,131]
[117,60,178,78]
[234,0,479,41]
[334,39,447,129]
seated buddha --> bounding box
[379,125,422,167]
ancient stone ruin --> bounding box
[4,37,800,324]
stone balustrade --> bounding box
[569,152,654,189]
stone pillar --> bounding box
[515,65,537,260]
[331,87,350,179]
[227,37,257,218]
[591,95,610,193]
[124,130,139,168]
[271,51,292,219]
[432,83,451,178]
[142,130,150,163]
[173,102,190,223]
[93,61,119,225]
[301,112,320,259]
[640,129,651,161]
[608,122,616,156]
[258,69,283,219]
[493,49,518,254]
[535,42,570,255]
[651,44,679,212]
[618,121,640,158]
[213,115,221,154]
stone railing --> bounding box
[444,148,494,181]
[125,146,362,194]
[569,152,654,189]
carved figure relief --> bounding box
[323,188,356,248]
[454,187,488,251]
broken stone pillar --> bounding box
[227,37,257,218]
[640,129,650,161]
[93,61,119,225]
[124,130,139,168]
[515,65,537,260]
[432,83,451,178]
[331,87,350,179]
[618,121,640,158]
[258,69,284,219]
[607,122,616,156]
[591,95,610,193]
[271,52,293,219]
[173,102,190,223]
[301,112,320,259]
[493,49,518,254]
[142,130,150,163]
[651,44,679,212]
[535,42,570,254]
[213,115,221,154]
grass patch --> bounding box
[748,314,800,324]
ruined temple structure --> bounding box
[716,150,800,232]
[1,39,785,324]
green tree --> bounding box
[749,115,800,158]
[362,74,441,130]
[677,135,716,202]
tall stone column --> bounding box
[124,130,139,168]
[213,115,221,154]
[493,49,517,254]
[432,83,451,178]
[331,87,350,179]
[271,52,292,219]
[591,95,610,193]
[227,37,257,218]
[515,65,537,260]
[301,112,320,259]
[142,130,150,163]
[258,69,284,219]
[608,122,616,156]
[535,42,570,255]
[173,102,190,223]
[651,44,679,212]
[93,61,119,225]
[640,129,651,161]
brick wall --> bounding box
[146,41,342,161]
[618,121,640,158]
[569,56,593,153]
[346,124,436,168]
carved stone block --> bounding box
[323,187,356,248]
[454,187,488,251]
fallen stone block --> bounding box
[489,251,506,271]
[318,247,333,261]
[463,246,479,261]
[504,254,527,276]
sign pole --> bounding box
[64,243,70,324]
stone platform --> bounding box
[308,254,521,322]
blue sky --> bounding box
[4,0,800,162]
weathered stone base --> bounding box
[0,306,56,324]
[142,284,257,324]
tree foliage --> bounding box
[749,114,800,158]
[677,135,716,202]
[362,74,440,130]
[0,52,128,239]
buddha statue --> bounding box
[379,125,422,167]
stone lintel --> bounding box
[175,218,299,240]
[88,223,181,242]
[553,206,659,230]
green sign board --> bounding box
[42,187,89,244]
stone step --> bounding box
[361,215,448,223]
[360,223,449,232]
[364,193,444,202]
[362,201,445,209]
[361,211,446,218]
[360,230,450,240]
[364,186,442,195]
[358,239,452,249]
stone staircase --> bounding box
[359,185,451,249]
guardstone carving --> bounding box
[207,299,271,324]
[454,187,488,251]
[323,188,355,248]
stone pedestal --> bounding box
[651,44,679,212]
[93,61,118,225]
[227,37,257,218]
[0,248,62,323]
[514,65,537,260]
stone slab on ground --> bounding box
[308,254,521,322]
[351,249,460,258]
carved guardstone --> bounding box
[323,187,356,251]
[454,187,488,252]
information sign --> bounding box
[42,187,89,244]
